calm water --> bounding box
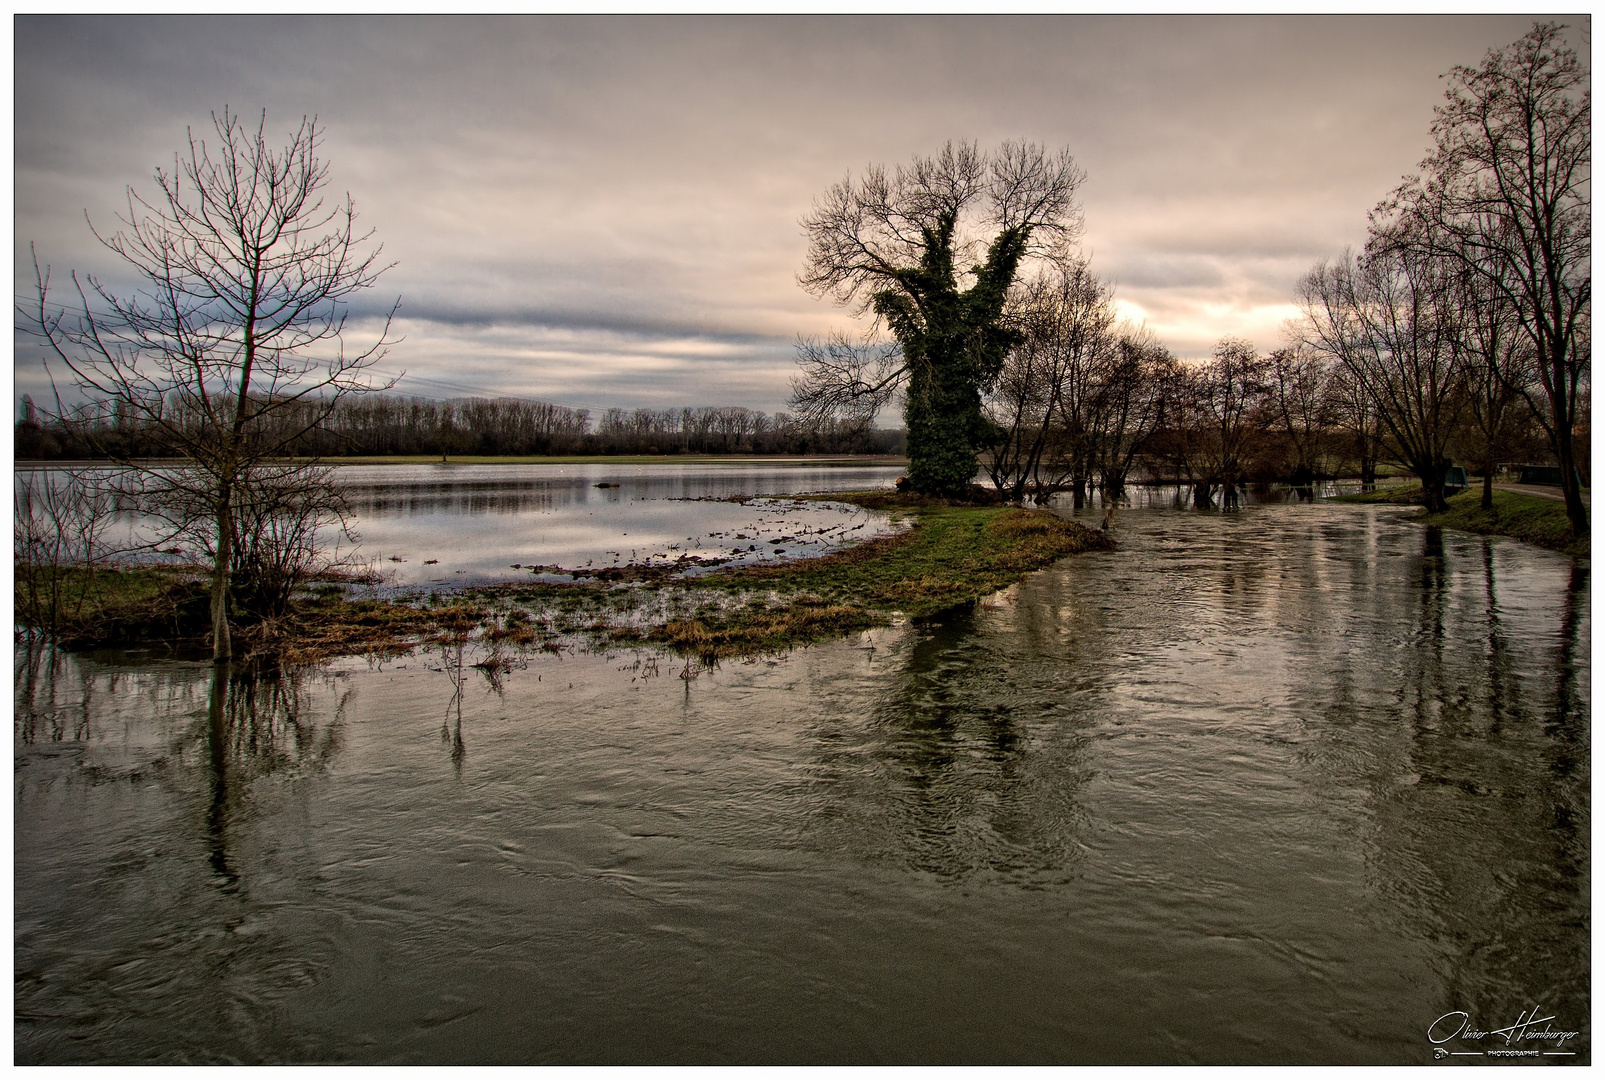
[19,461,908,586]
[14,497,1589,1064]
[331,461,906,584]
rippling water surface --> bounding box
[14,496,1589,1064]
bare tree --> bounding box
[984,255,1114,502]
[1089,327,1176,496]
[1320,363,1384,490]
[1299,243,1467,511]
[26,109,398,661]
[796,140,1084,494]
[1384,22,1589,535]
[1268,344,1333,490]
[1448,257,1537,509]
[1192,339,1271,509]
[14,468,120,641]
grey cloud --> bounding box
[16,14,1580,412]
[1104,254,1226,291]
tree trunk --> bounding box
[211,489,234,663]
[1418,461,1449,514]
[1481,455,1494,511]
[904,362,982,496]
[1555,438,1588,539]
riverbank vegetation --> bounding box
[24,110,401,663]
[1422,491,1587,558]
[15,492,1113,665]
[786,24,1586,533]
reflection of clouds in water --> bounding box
[349,498,897,584]
[29,461,909,581]
[331,463,905,585]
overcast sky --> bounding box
[14,14,1583,417]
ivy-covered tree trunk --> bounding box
[877,219,1026,497]
[796,143,1085,481]
[904,354,987,495]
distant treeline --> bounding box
[14,393,906,460]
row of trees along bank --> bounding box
[790,24,1586,541]
[16,393,905,460]
[1299,22,1589,535]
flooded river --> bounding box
[331,461,908,583]
[13,491,1589,1064]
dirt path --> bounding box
[1491,483,1590,505]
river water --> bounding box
[14,491,1589,1064]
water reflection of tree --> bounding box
[189,663,349,887]
[15,639,97,744]
[438,634,469,771]
[15,646,348,889]
[798,572,1103,882]
[1358,530,1589,1045]
[339,477,587,517]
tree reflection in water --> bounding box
[438,634,468,772]
[16,639,98,745]
[197,662,350,888]
[797,582,1103,884]
[1376,525,1589,1046]
[15,645,349,890]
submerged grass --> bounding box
[23,491,1113,665]
[1327,483,1431,505]
[1330,485,1588,557]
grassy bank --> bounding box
[1422,489,1588,558]
[21,493,1112,664]
[1330,485,1588,557]
[14,565,210,646]
[481,493,1113,662]
[640,496,1112,659]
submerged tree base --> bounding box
[21,493,1114,666]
